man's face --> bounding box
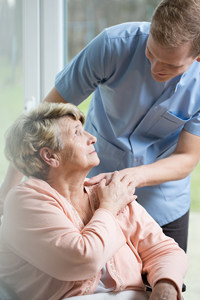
[145,34,200,82]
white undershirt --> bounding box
[94,265,116,293]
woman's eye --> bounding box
[74,130,81,136]
[148,49,152,57]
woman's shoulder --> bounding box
[5,177,65,210]
[11,177,61,196]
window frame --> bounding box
[22,0,64,110]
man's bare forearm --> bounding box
[121,151,199,188]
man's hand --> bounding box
[84,166,146,188]
[85,130,200,189]
[84,172,113,186]
[150,279,178,300]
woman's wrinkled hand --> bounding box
[96,171,136,216]
[150,280,178,300]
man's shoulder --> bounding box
[104,22,150,40]
[182,61,200,92]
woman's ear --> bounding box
[196,54,200,63]
[39,147,60,168]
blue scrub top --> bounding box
[55,22,200,226]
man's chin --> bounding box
[152,73,170,82]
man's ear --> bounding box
[39,147,60,168]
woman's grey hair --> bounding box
[5,102,85,180]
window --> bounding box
[65,0,160,62]
[0,0,23,182]
[0,0,64,183]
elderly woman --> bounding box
[0,103,187,300]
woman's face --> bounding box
[57,116,100,172]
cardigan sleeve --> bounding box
[2,183,126,281]
[126,202,188,300]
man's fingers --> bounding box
[84,173,106,186]
[120,175,134,186]
[99,178,106,187]
[111,171,119,179]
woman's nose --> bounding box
[87,132,97,144]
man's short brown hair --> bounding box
[150,0,200,57]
